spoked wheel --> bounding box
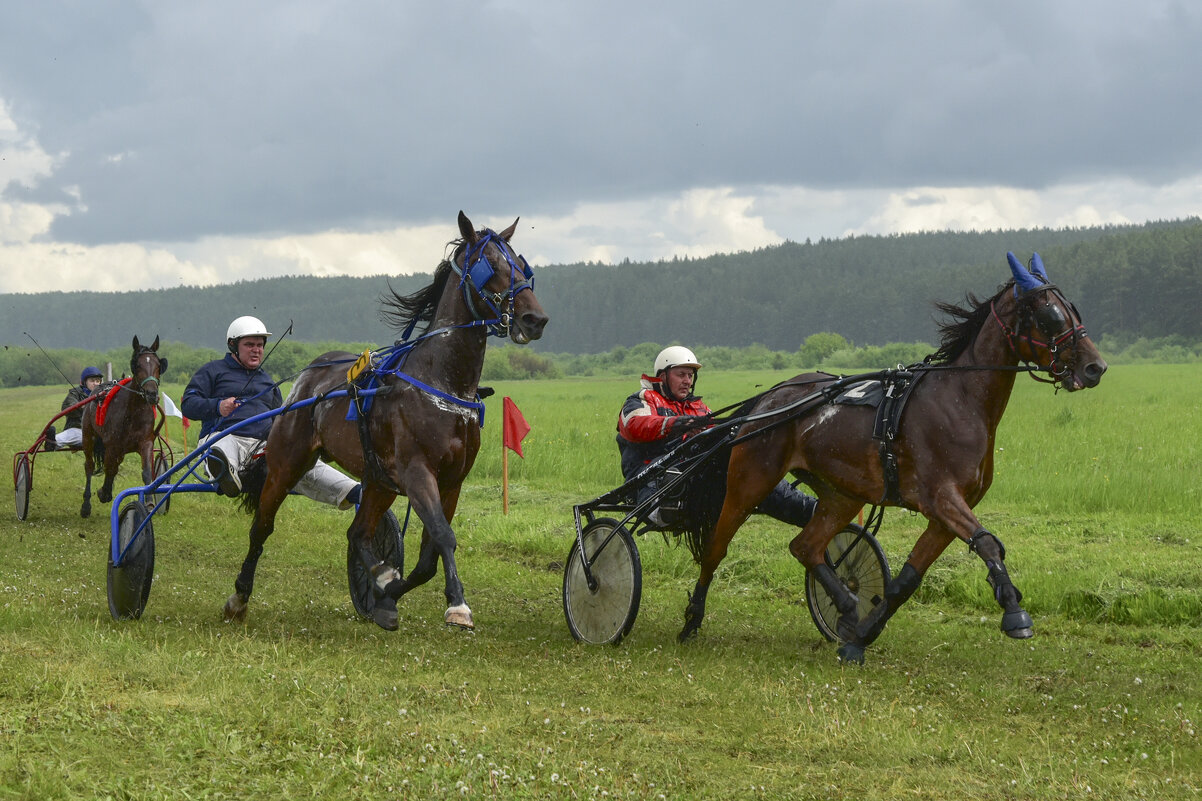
[14,454,31,521]
[150,453,171,515]
[806,525,891,642]
[347,509,404,619]
[563,518,642,645]
[107,500,156,620]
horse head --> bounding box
[130,335,165,406]
[1004,252,1107,391]
[455,210,549,345]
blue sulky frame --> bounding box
[105,386,395,621]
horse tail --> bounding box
[237,456,269,515]
[677,394,781,560]
[678,437,737,563]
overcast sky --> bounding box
[2,1,1200,295]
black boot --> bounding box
[757,481,817,529]
[44,427,58,451]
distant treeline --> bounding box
[2,218,1200,358]
[2,331,1196,391]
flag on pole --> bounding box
[160,392,183,419]
[501,396,530,515]
[502,396,531,458]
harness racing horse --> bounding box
[80,336,167,519]
[225,211,549,630]
[679,252,1107,663]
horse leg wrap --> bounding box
[967,527,1006,561]
[972,539,1034,638]
[854,563,922,646]
[679,585,710,642]
[371,562,405,598]
[810,562,860,642]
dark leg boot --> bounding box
[756,481,817,529]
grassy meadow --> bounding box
[0,364,1199,800]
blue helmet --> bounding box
[80,366,103,384]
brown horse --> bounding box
[679,252,1107,662]
[80,336,167,518]
[225,211,548,630]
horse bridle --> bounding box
[128,347,162,402]
[452,230,535,339]
[991,283,1087,389]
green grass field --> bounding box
[1,365,1199,799]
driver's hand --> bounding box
[668,415,708,436]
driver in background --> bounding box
[181,315,362,508]
[616,345,819,529]
[44,366,104,451]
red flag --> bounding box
[502,396,531,457]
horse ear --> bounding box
[498,217,519,242]
[458,211,477,245]
[1029,252,1049,282]
[151,335,160,351]
[1007,251,1042,292]
[132,335,141,351]
[158,357,168,376]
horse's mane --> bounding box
[927,280,1015,364]
[378,240,465,335]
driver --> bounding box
[44,366,104,451]
[181,315,361,508]
[617,345,819,529]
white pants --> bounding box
[56,427,84,448]
[200,432,358,510]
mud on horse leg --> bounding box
[968,528,1033,638]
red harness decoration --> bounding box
[95,378,132,427]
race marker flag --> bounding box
[502,396,531,457]
[501,396,531,514]
[159,392,188,447]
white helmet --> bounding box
[654,345,701,375]
[226,316,272,349]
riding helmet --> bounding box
[654,346,702,376]
[226,316,272,351]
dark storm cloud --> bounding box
[2,1,1200,246]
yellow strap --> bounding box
[346,348,373,383]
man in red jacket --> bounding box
[617,346,818,528]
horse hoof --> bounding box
[837,643,866,665]
[444,604,474,630]
[80,506,91,519]
[1001,609,1034,638]
[677,625,700,643]
[372,596,398,631]
[223,594,248,623]
[98,489,112,504]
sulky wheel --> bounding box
[150,453,172,515]
[806,525,891,642]
[107,500,156,620]
[14,454,32,521]
[347,508,404,619]
[563,518,642,645]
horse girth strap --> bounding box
[873,370,926,506]
[348,383,406,496]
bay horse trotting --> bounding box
[680,252,1107,663]
[80,336,167,519]
[227,211,548,630]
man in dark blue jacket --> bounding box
[182,315,360,506]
